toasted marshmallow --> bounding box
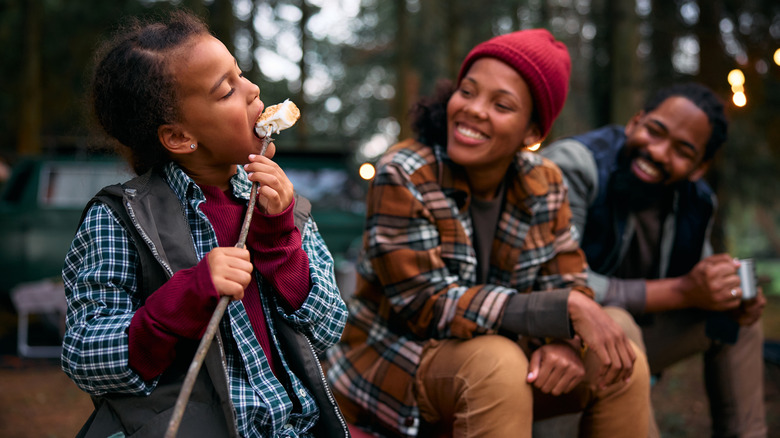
[255,99,301,138]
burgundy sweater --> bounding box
[127,185,311,380]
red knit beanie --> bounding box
[457,29,571,139]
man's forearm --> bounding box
[588,270,646,316]
[643,276,690,312]
[593,273,690,315]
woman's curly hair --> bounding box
[409,79,456,147]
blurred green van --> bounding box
[0,156,135,294]
[0,152,366,296]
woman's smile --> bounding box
[453,122,489,143]
[446,58,539,173]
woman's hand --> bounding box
[207,247,252,300]
[527,341,585,395]
[244,151,294,215]
[568,290,636,389]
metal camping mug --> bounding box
[738,258,757,300]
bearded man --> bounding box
[541,83,767,438]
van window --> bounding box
[285,167,366,214]
[38,162,134,207]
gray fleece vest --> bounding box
[75,169,348,438]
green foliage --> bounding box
[757,259,780,295]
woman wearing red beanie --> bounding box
[326,29,650,437]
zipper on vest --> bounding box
[301,334,349,437]
[123,195,174,278]
[214,329,241,436]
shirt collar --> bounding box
[162,162,254,203]
[434,143,539,215]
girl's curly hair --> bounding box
[89,10,210,174]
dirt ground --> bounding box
[1,296,779,437]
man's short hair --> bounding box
[643,83,728,162]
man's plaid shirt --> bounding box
[61,162,347,437]
[325,140,590,437]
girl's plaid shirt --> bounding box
[62,162,347,437]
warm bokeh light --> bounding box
[774,48,780,66]
[732,91,747,107]
[731,84,744,93]
[526,142,541,152]
[359,162,376,180]
[727,69,745,86]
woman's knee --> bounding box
[603,306,646,352]
[416,335,534,430]
[427,335,528,386]
[628,340,651,391]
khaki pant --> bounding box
[414,308,650,438]
[640,309,766,438]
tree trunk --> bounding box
[695,1,728,92]
[394,0,412,139]
[181,0,208,18]
[648,0,676,91]
[608,0,643,124]
[445,0,461,81]
[208,0,235,55]
[296,0,310,150]
[695,1,730,253]
[248,0,259,81]
[18,0,42,156]
[589,0,613,128]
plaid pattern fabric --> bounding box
[325,140,589,437]
[62,162,347,437]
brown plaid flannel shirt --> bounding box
[326,139,591,437]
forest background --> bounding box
[2,0,780,290]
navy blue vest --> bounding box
[574,125,715,279]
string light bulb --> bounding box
[732,91,747,107]
[359,162,376,180]
[727,69,745,86]
[727,69,747,108]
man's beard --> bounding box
[608,150,671,211]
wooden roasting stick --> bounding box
[165,100,300,438]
